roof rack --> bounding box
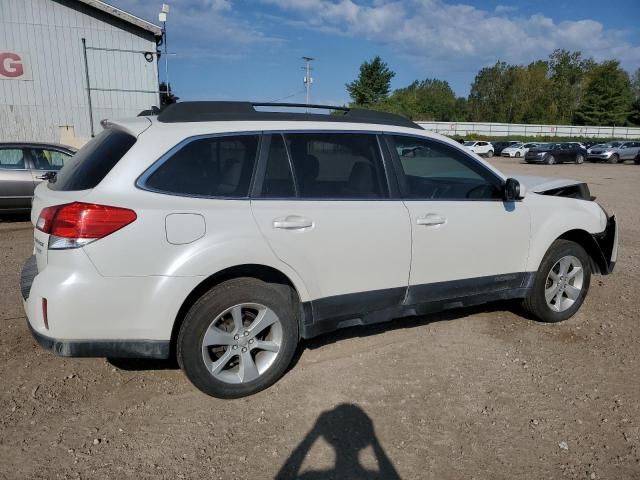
[156,101,423,130]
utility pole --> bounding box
[302,57,314,111]
[159,4,170,95]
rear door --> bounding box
[0,147,35,210]
[251,132,411,323]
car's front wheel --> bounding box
[177,278,299,398]
[522,239,591,323]
[576,153,585,164]
[546,154,556,165]
[608,154,619,164]
[515,151,521,158]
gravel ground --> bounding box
[0,157,639,480]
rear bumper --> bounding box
[20,253,193,359]
[26,320,170,358]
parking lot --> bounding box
[0,157,639,480]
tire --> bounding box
[546,154,556,165]
[177,278,299,398]
[515,152,521,158]
[575,153,585,164]
[634,154,640,165]
[608,154,619,164]
[486,150,494,158]
[522,239,591,323]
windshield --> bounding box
[508,143,523,148]
[523,143,536,148]
[594,143,620,148]
[463,142,475,146]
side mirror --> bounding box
[504,178,524,201]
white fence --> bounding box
[416,121,640,139]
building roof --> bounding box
[75,0,162,37]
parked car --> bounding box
[501,142,538,158]
[525,142,588,164]
[491,141,521,156]
[0,142,76,213]
[587,141,640,164]
[463,140,494,157]
[21,102,617,398]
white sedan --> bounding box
[502,143,539,158]
[463,141,494,157]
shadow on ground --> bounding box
[275,403,401,480]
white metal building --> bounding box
[0,0,161,146]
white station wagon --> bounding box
[21,102,618,398]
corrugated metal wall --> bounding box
[0,0,159,145]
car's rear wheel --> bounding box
[546,154,556,165]
[575,153,585,164]
[522,239,591,323]
[177,278,299,398]
[486,150,494,158]
[608,153,619,164]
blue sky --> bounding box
[112,0,640,105]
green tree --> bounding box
[548,49,595,124]
[381,78,460,120]
[574,60,633,126]
[468,61,512,122]
[346,56,395,106]
[628,68,640,125]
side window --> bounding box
[390,135,502,200]
[145,134,259,197]
[260,134,295,198]
[31,149,71,170]
[284,133,388,199]
[0,149,27,169]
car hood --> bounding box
[511,175,583,193]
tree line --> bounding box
[346,51,640,126]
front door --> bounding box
[28,147,72,185]
[0,147,35,210]
[251,132,411,324]
[386,134,531,305]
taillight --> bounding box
[36,202,136,249]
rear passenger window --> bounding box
[144,134,259,197]
[50,129,136,191]
[284,133,387,199]
[0,149,26,169]
[261,134,295,198]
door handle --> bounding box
[416,214,446,226]
[272,216,313,230]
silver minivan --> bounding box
[0,142,75,212]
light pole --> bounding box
[158,4,170,94]
[302,56,314,111]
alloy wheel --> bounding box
[545,256,584,312]
[201,303,283,384]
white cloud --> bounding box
[110,0,280,58]
[262,0,640,70]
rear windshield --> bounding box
[48,129,136,191]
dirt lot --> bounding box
[1,157,639,480]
